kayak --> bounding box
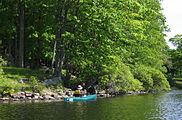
[64,94,97,102]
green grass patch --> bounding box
[0,66,52,94]
[176,81,182,85]
[2,67,51,81]
[173,78,182,81]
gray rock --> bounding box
[27,97,32,100]
[43,95,51,100]
[106,94,111,97]
[43,77,62,86]
[98,90,106,94]
[19,79,24,83]
[58,92,65,96]
[127,91,134,94]
[0,98,9,101]
[39,96,44,100]
[57,95,64,99]
[13,98,19,101]
[99,94,106,97]
[49,96,55,100]
[25,92,32,97]
[34,93,40,96]
[33,96,39,100]
[20,95,25,99]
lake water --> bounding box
[0,90,182,120]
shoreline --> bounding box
[0,89,151,103]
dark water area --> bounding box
[0,90,182,120]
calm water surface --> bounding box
[0,90,182,120]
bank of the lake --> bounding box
[0,87,149,103]
[0,90,181,120]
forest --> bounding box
[0,0,181,95]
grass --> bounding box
[174,78,182,88]
[173,78,182,81]
[2,67,51,81]
[0,66,52,94]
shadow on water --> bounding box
[0,90,182,120]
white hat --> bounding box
[77,85,83,90]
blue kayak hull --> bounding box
[64,94,97,102]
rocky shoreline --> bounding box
[0,88,148,103]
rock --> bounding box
[43,95,51,100]
[140,91,147,94]
[18,78,29,84]
[65,91,72,96]
[58,92,65,96]
[19,92,25,95]
[99,94,106,97]
[127,91,134,94]
[20,95,25,99]
[49,97,55,100]
[98,90,106,94]
[39,96,44,100]
[33,96,39,100]
[106,94,111,98]
[34,93,40,96]
[12,98,19,101]
[32,93,40,100]
[63,95,68,98]
[18,79,24,83]
[64,88,74,96]
[43,77,61,86]
[27,97,32,100]
[0,98,9,101]
[57,95,64,99]
[25,92,33,97]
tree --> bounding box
[17,0,25,68]
[169,35,182,77]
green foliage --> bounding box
[29,76,38,86]
[108,61,144,92]
[173,78,182,81]
[0,66,50,94]
[168,35,182,78]
[0,56,5,79]
[2,67,50,81]
[97,56,144,92]
[0,78,28,95]
[133,65,170,91]
[0,0,171,92]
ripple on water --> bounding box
[0,90,182,120]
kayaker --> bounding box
[74,85,86,97]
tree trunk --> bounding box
[51,40,57,73]
[18,0,25,68]
[54,0,70,77]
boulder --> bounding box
[57,95,64,99]
[43,95,51,100]
[43,77,61,86]
[39,96,44,100]
[0,98,9,101]
[25,92,33,97]
[126,91,134,94]
[27,97,32,100]
[33,96,39,100]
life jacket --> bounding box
[75,90,80,94]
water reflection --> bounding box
[0,90,181,120]
[152,90,182,120]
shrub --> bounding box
[100,61,144,92]
[0,56,6,79]
[133,65,171,91]
[29,76,38,86]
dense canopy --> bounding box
[0,0,171,92]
